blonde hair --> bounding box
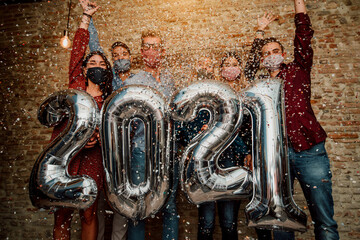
[141,30,163,45]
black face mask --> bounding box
[86,67,107,85]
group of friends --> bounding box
[50,0,339,239]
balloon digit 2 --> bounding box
[171,81,252,204]
[29,89,100,209]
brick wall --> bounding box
[0,0,359,239]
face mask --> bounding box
[197,68,214,80]
[263,54,284,71]
[86,67,107,85]
[114,59,131,73]
[221,67,241,81]
[142,49,161,68]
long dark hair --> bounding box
[82,51,113,99]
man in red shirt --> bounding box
[245,0,339,239]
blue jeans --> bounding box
[127,147,179,240]
[267,142,339,240]
[198,200,240,240]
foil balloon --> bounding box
[29,89,100,209]
[101,85,173,220]
[243,78,307,232]
[171,81,252,204]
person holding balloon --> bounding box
[82,1,135,239]
[245,0,339,239]
[121,30,179,240]
[182,51,252,240]
[51,1,113,239]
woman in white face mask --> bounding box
[220,51,249,90]
[192,51,252,240]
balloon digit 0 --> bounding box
[101,86,173,220]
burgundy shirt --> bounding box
[246,13,327,152]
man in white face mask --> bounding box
[245,0,339,240]
[261,41,285,73]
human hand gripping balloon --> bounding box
[244,154,252,171]
[200,124,208,131]
[84,127,100,148]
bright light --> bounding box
[60,30,71,49]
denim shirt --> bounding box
[88,19,128,91]
[123,70,176,150]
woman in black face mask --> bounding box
[81,50,113,99]
[52,1,112,240]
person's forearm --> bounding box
[88,18,104,53]
[255,30,265,40]
[80,14,91,29]
[294,0,307,14]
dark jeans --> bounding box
[127,147,179,240]
[257,142,339,240]
[198,200,240,240]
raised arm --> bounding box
[293,0,314,70]
[244,12,276,81]
[79,0,99,29]
[295,0,307,14]
[88,18,104,53]
[69,0,99,89]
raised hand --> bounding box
[257,12,277,31]
[80,0,100,16]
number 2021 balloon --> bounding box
[29,89,99,209]
[29,79,307,232]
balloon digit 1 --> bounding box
[243,78,307,232]
[29,89,100,209]
[171,81,252,204]
[101,86,173,220]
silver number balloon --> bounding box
[243,78,307,232]
[171,81,252,204]
[29,89,100,209]
[101,85,173,220]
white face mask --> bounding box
[263,54,284,71]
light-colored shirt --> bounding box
[123,70,175,98]
[123,70,176,150]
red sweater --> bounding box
[50,28,104,193]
